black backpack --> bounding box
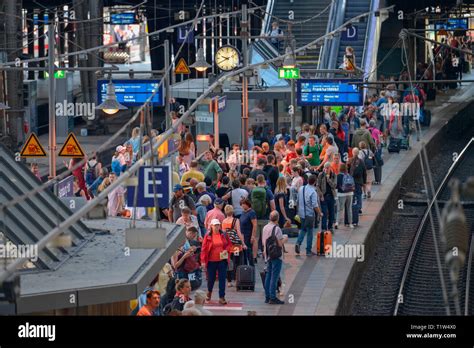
[265,225,282,260]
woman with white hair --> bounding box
[196,195,211,237]
[193,291,213,315]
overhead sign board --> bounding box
[297,79,362,106]
[341,25,358,41]
[278,67,300,79]
[110,13,137,25]
[20,133,47,157]
[435,18,468,30]
[177,25,194,44]
[58,133,85,158]
[217,96,226,112]
[126,166,171,208]
[97,79,164,107]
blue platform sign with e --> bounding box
[127,166,171,208]
[98,79,164,106]
[297,79,362,106]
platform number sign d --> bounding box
[341,25,358,41]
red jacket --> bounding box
[200,231,232,266]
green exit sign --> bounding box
[45,70,66,79]
[278,67,300,79]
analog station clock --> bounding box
[215,45,240,71]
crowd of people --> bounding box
[26,32,470,315]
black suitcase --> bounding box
[426,88,436,101]
[260,269,282,291]
[374,165,382,184]
[421,109,431,127]
[388,138,401,153]
[236,251,255,291]
[400,136,410,150]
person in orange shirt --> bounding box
[295,135,306,151]
[201,219,232,305]
[330,153,341,175]
[285,140,298,163]
[137,290,160,316]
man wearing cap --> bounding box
[204,198,225,231]
[168,184,197,223]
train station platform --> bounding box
[203,77,474,316]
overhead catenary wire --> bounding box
[249,0,333,26]
[0,4,396,284]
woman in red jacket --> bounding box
[201,219,232,305]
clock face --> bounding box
[215,46,240,71]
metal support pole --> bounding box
[48,23,57,178]
[241,4,249,151]
[164,39,170,130]
[290,78,296,140]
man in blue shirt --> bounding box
[295,175,323,256]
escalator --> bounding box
[251,0,333,83]
[271,0,333,70]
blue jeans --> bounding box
[352,184,363,224]
[297,215,315,254]
[207,260,228,298]
[265,258,283,300]
[321,194,335,231]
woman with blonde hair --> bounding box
[358,141,374,199]
[274,176,292,228]
[222,205,247,287]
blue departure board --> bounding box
[297,79,362,106]
[97,79,163,106]
[110,13,137,25]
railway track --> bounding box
[351,137,474,316]
[394,138,474,315]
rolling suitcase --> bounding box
[421,109,431,127]
[427,88,436,101]
[236,251,255,291]
[260,269,282,291]
[316,230,333,256]
[400,137,410,150]
[388,138,401,153]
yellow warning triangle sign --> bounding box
[58,133,85,158]
[20,133,47,157]
[175,58,191,74]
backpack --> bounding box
[341,173,355,193]
[85,161,98,185]
[226,218,242,246]
[363,150,374,170]
[251,187,267,219]
[265,225,282,260]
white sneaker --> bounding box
[334,222,338,229]
[349,224,354,229]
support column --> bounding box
[38,11,46,79]
[27,10,35,80]
[5,0,24,150]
